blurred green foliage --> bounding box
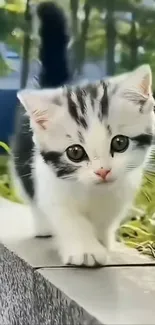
[1,0,155,77]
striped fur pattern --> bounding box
[15,65,155,266]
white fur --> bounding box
[15,65,155,266]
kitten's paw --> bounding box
[34,228,52,238]
[61,242,108,267]
[34,229,52,239]
[35,234,52,239]
[31,207,52,239]
[34,225,52,238]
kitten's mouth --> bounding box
[95,178,114,185]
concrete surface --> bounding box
[40,266,155,325]
[0,244,96,325]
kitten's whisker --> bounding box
[23,158,32,166]
[126,164,137,170]
[21,173,32,178]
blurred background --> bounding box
[1,0,155,156]
[0,0,155,257]
[0,0,155,88]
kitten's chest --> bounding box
[87,189,121,220]
[85,184,131,229]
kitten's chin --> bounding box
[93,178,116,188]
[94,176,116,185]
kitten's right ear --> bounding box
[121,64,152,98]
[17,88,65,130]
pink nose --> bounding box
[95,168,110,180]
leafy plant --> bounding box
[0,142,22,203]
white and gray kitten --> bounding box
[13,64,154,266]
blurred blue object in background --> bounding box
[0,89,18,154]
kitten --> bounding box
[13,64,154,266]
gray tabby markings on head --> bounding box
[67,82,109,128]
[67,89,87,129]
[77,131,84,144]
[41,151,79,179]
[98,81,109,121]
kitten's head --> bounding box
[18,65,155,187]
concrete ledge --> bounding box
[1,243,155,325]
[0,244,100,325]
[39,264,155,325]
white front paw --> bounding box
[34,227,52,238]
[60,241,108,267]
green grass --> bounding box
[0,55,12,77]
[0,146,22,203]
[0,146,155,258]
[118,171,155,258]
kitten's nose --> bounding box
[95,168,111,180]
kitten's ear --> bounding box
[17,88,65,129]
[107,71,129,84]
[123,64,152,97]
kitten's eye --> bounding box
[111,135,129,154]
[66,145,87,162]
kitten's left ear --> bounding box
[124,64,152,97]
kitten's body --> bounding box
[11,3,155,266]
[34,152,138,246]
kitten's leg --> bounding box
[9,161,52,238]
[31,205,52,238]
[51,209,108,266]
[99,228,117,251]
